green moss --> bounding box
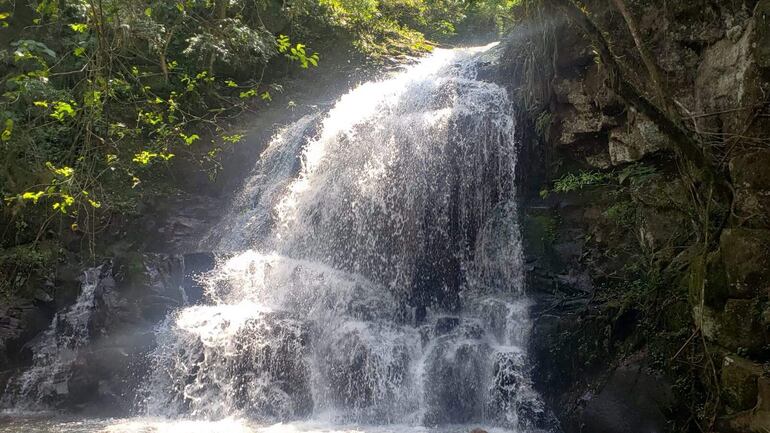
[114,252,149,287]
[720,228,770,298]
[689,251,729,309]
[0,240,61,299]
[604,200,636,227]
[522,211,559,256]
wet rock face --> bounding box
[0,303,54,372]
[92,253,186,329]
[423,339,489,425]
[581,359,672,433]
[0,253,213,414]
[504,1,770,432]
[55,254,190,413]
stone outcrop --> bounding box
[503,1,770,432]
[0,252,215,414]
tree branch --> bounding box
[548,0,716,182]
[609,0,671,115]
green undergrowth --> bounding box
[542,159,711,430]
[0,0,523,298]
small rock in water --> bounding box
[470,428,488,433]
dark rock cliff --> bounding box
[497,1,770,432]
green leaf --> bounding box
[144,7,152,17]
[1,118,13,141]
[51,101,76,121]
[180,133,200,145]
[46,162,74,177]
[239,89,257,99]
[277,34,291,53]
[84,90,101,107]
[69,23,88,33]
[221,133,244,144]
[21,191,45,204]
[133,150,158,165]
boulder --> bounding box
[582,359,672,433]
[696,299,768,353]
[718,376,770,433]
[719,299,768,352]
[721,355,764,412]
[424,340,489,425]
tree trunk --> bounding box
[609,0,671,115]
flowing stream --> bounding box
[0,44,549,433]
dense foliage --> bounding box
[0,0,518,296]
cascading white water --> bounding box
[139,43,547,431]
[1,268,101,411]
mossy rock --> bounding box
[721,354,764,412]
[729,150,770,228]
[689,251,729,309]
[522,210,560,265]
[720,229,770,299]
[729,150,770,191]
[719,299,767,352]
[113,252,151,288]
[0,241,61,299]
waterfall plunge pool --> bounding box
[0,417,509,433]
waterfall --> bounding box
[1,267,101,411]
[140,43,546,430]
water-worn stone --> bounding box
[181,252,215,304]
[31,253,191,413]
[721,355,764,412]
[582,358,672,433]
[434,317,460,336]
[424,340,489,424]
